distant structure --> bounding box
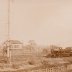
[3,40,23,49]
[2,40,23,64]
[23,40,36,56]
[3,40,23,54]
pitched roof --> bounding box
[3,40,22,44]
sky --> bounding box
[0,0,72,47]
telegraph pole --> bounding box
[7,0,15,65]
[7,0,10,58]
[7,0,11,64]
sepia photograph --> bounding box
[0,0,72,72]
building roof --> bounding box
[3,40,23,45]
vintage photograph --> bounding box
[0,0,72,72]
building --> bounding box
[2,40,24,64]
[2,40,23,56]
[3,40,23,49]
[23,44,35,56]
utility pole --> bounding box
[7,0,11,64]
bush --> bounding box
[12,64,20,69]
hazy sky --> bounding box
[0,0,72,47]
